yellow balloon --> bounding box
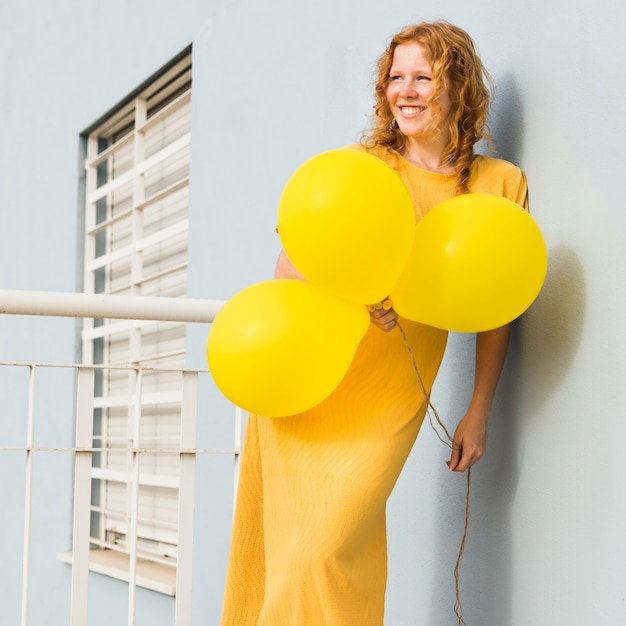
[277,149,415,305]
[390,193,548,332]
[206,279,370,417]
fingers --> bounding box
[369,307,398,332]
[446,413,488,473]
[368,299,398,332]
[446,445,462,472]
[447,442,484,472]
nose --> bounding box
[399,81,417,99]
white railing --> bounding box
[0,290,236,626]
[0,289,225,323]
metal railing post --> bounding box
[70,367,95,626]
[20,365,37,626]
[176,371,198,625]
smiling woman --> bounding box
[219,20,527,626]
[368,21,493,194]
[386,42,454,170]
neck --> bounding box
[403,137,454,174]
[403,151,454,174]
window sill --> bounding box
[57,549,176,596]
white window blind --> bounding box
[81,51,192,582]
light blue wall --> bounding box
[2,0,625,625]
[0,2,219,625]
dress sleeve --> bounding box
[471,157,529,211]
[510,168,529,211]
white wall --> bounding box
[2,0,625,624]
[0,2,219,625]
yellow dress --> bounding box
[220,146,528,626]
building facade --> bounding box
[1,0,625,624]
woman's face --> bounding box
[386,41,453,141]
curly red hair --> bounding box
[362,21,493,194]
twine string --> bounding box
[397,320,471,626]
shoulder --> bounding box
[471,155,525,179]
[469,156,528,208]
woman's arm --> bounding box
[447,323,511,472]
[274,248,397,332]
[274,248,306,279]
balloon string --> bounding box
[396,321,471,626]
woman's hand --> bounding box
[446,410,488,472]
[369,305,398,332]
[275,250,399,333]
[446,324,511,472]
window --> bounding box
[75,48,192,593]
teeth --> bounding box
[402,106,425,114]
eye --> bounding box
[416,75,432,82]
[389,74,403,81]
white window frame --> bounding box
[70,48,193,594]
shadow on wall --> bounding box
[490,73,524,163]
[465,245,585,625]
[425,249,585,625]
[426,75,588,626]
[425,71,528,626]
[425,329,522,626]
[492,74,587,409]
[519,244,586,413]
[422,70,587,626]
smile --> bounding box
[400,106,426,115]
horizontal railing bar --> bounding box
[0,290,224,323]
[0,361,209,373]
[92,435,186,443]
[0,446,239,454]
